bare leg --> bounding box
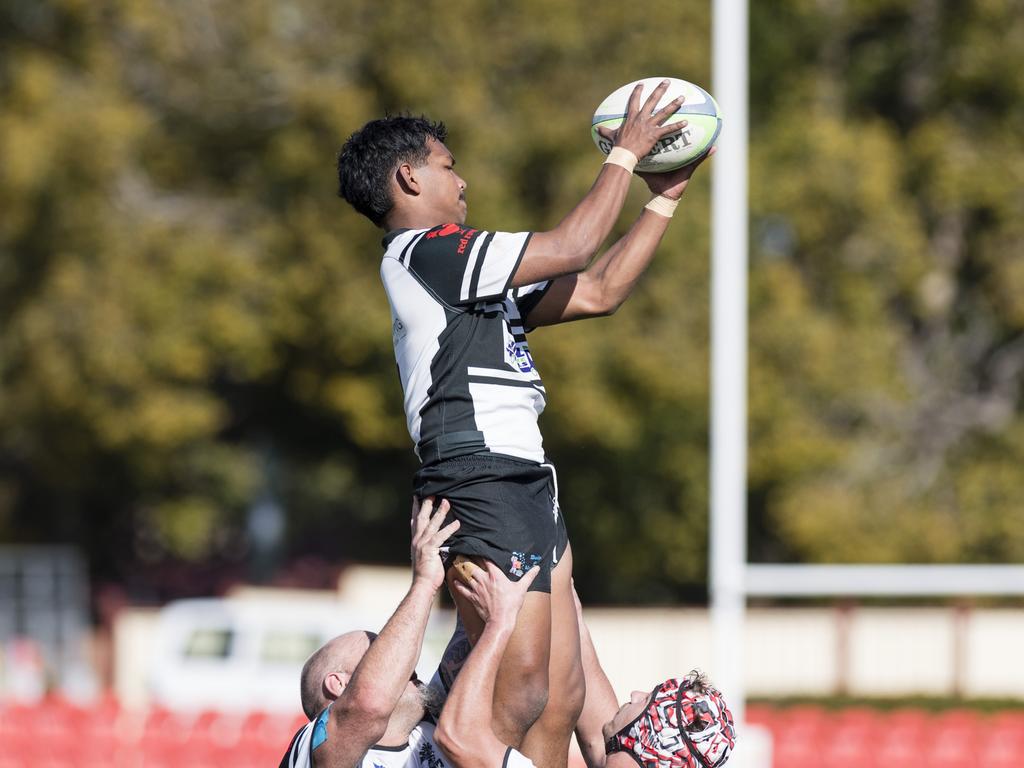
[446,566,552,748]
[519,544,586,768]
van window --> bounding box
[184,628,233,659]
[261,630,323,664]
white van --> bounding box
[148,595,453,713]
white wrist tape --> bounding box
[644,194,680,218]
[603,147,638,174]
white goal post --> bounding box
[709,0,750,732]
[709,5,1024,767]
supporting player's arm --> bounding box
[522,148,714,327]
[571,586,620,768]
[510,81,684,288]
[434,563,540,768]
[314,498,459,768]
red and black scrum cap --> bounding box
[605,671,736,768]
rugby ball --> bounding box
[451,554,483,587]
[591,77,722,172]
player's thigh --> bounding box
[548,542,584,690]
[499,588,552,680]
[518,543,584,764]
[446,563,552,670]
[493,587,553,737]
[454,573,552,739]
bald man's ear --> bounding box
[395,162,421,196]
[323,671,348,700]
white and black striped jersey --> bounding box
[380,223,552,466]
[279,718,537,768]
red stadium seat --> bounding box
[0,702,296,767]
[818,707,879,767]
[981,711,1024,767]
[744,704,776,729]
[18,696,1024,768]
[769,705,828,768]
[873,708,931,768]
[142,705,200,743]
[232,737,294,768]
[0,702,35,741]
[834,706,879,728]
[235,708,307,762]
[925,709,981,768]
[0,728,33,768]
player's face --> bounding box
[391,670,437,722]
[602,689,652,742]
[419,138,467,224]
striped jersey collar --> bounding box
[382,228,411,247]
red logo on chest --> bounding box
[425,224,477,255]
[426,223,463,239]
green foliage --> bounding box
[747,0,1024,568]
[1,0,1022,600]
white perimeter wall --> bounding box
[582,606,1024,701]
[109,572,1024,707]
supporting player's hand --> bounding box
[451,560,538,632]
[596,79,687,162]
[410,496,460,592]
[638,146,716,200]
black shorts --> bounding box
[413,454,568,593]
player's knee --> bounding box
[548,658,586,730]
[566,662,587,722]
[508,657,550,732]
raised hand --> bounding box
[410,496,460,592]
[596,79,688,162]
[639,145,716,200]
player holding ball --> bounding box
[335,78,716,768]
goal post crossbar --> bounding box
[745,564,1024,597]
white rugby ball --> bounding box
[591,77,722,172]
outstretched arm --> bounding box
[510,81,685,288]
[523,148,715,327]
[434,563,540,768]
[313,498,459,768]
[571,587,620,768]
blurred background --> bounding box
[2,0,1023,766]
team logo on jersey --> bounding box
[393,318,407,342]
[424,223,477,255]
[505,339,535,373]
[418,741,446,768]
[426,223,463,239]
[510,551,542,578]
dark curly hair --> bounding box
[336,115,448,227]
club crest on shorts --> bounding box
[510,551,542,577]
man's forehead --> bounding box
[427,137,455,164]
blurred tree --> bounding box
[0,0,1022,603]
[747,0,1024,566]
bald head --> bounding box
[300,630,376,720]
